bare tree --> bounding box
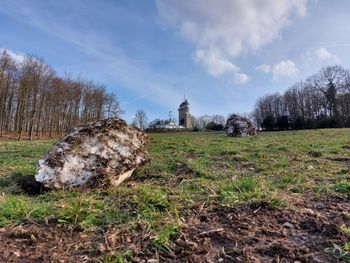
[132,109,148,130]
[0,50,123,139]
[105,93,124,118]
[254,64,350,130]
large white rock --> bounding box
[225,114,257,137]
[35,119,149,189]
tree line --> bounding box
[0,50,122,140]
[132,111,228,131]
[191,114,226,131]
[253,65,350,130]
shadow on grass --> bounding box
[0,172,46,195]
[0,172,24,192]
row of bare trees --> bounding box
[191,114,226,131]
[253,65,350,130]
[0,50,122,140]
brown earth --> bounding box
[0,133,62,141]
[0,195,349,263]
[0,225,99,263]
[160,195,350,263]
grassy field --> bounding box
[0,129,349,262]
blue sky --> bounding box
[1,0,350,122]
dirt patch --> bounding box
[175,162,197,177]
[342,145,350,150]
[331,157,350,163]
[308,150,323,158]
[217,150,239,157]
[1,196,349,262]
[154,196,350,262]
[186,149,197,159]
[0,224,99,263]
[0,133,62,141]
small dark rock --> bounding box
[283,222,295,229]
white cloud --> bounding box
[300,47,340,73]
[194,49,238,77]
[156,0,308,79]
[193,48,249,84]
[314,48,338,61]
[234,73,250,84]
[0,48,25,63]
[272,60,299,79]
[255,64,271,73]
[302,47,339,64]
[256,60,299,79]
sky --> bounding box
[1,0,350,123]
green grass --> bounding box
[0,129,349,256]
[152,223,180,253]
[333,181,350,193]
[0,195,54,227]
[325,242,350,262]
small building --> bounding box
[178,99,191,129]
[148,119,177,129]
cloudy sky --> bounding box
[1,0,350,122]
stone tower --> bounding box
[178,99,191,129]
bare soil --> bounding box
[161,195,350,263]
[0,133,62,141]
[1,195,348,262]
[0,225,99,263]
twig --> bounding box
[197,228,224,236]
[222,247,235,260]
[253,206,261,214]
[199,202,206,214]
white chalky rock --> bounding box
[35,119,149,189]
[225,114,257,137]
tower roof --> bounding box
[179,99,189,107]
